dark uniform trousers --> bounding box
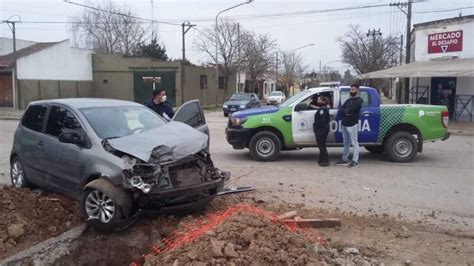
[315,129,329,164]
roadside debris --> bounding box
[217,185,254,196]
[282,217,342,229]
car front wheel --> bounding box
[10,157,31,188]
[81,180,131,232]
[249,131,281,161]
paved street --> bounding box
[0,114,473,231]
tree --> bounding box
[342,69,355,85]
[338,25,399,75]
[137,38,168,60]
[278,51,307,96]
[71,0,148,56]
[241,32,277,94]
[194,20,241,96]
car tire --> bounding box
[365,146,384,154]
[10,157,32,188]
[249,131,281,161]
[81,180,131,232]
[385,131,417,162]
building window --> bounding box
[103,79,108,84]
[200,75,208,89]
[218,76,224,89]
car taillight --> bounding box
[441,110,449,128]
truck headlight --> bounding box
[231,117,247,126]
[223,104,228,108]
[239,104,246,109]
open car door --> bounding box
[172,100,209,136]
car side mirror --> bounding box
[294,102,308,112]
[59,131,86,146]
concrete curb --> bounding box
[1,224,87,265]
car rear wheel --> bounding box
[365,146,384,154]
[249,131,281,161]
[385,131,417,162]
[81,180,131,232]
[10,157,31,188]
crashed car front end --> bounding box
[121,152,227,210]
[105,122,228,212]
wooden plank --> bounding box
[282,218,341,228]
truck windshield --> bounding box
[270,91,282,96]
[280,90,312,107]
[80,106,166,139]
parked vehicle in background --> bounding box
[266,91,286,105]
[226,86,450,162]
[222,93,261,117]
[10,98,227,231]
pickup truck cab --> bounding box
[226,86,450,162]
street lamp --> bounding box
[215,0,254,104]
[291,43,315,95]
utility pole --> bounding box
[181,22,195,104]
[390,0,412,103]
[237,23,241,93]
[3,19,18,110]
[366,28,382,42]
[275,52,279,92]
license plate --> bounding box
[230,108,236,111]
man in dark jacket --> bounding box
[144,89,175,120]
[312,95,330,166]
[336,84,363,168]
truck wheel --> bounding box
[385,131,417,162]
[81,180,131,232]
[249,131,281,161]
[365,146,384,154]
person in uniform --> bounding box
[313,95,330,167]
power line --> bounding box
[414,6,474,14]
[62,0,181,26]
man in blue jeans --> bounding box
[336,84,363,168]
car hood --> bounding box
[107,121,208,164]
[224,100,250,106]
[230,106,279,119]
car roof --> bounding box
[29,98,143,109]
[307,86,375,91]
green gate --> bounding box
[133,71,176,106]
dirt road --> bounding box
[0,114,472,231]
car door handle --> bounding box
[362,111,373,116]
[37,141,44,148]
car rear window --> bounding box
[22,104,48,132]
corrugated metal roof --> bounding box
[359,58,474,79]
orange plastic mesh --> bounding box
[131,204,326,266]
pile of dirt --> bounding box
[144,212,360,265]
[0,186,82,260]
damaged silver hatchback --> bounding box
[10,98,228,231]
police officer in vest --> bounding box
[310,95,331,167]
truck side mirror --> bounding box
[294,103,308,112]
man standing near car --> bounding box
[336,84,363,168]
[144,89,174,120]
[312,95,330,167]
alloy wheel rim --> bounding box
[85,190,115,223]
[11,161,24,187]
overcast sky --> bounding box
[1,0,473,72]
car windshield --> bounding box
[80,106,166,139]
[280,90,313,107]
[230,94,251,101]
[270,92,282,96]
